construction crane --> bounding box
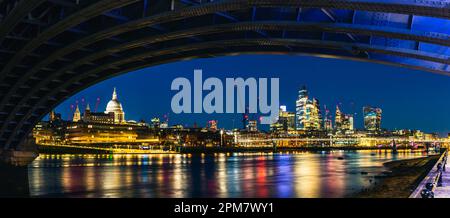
[81,97,85,110]
[69,104,74,120]
[242,107,249,130]
[94,97,100,112]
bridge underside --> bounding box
[0,0,449,151]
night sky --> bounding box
[51,54,450,136]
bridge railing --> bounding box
[409,149,448,198]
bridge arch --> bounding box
[0,0,449,151]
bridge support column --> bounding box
[0,138,39,197]
[0,150,38,197]
[0,150,39,167]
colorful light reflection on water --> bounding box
[28,150,430,198]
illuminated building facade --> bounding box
[65,122,156,145]
[151,118,161,128]
[247,120,258,132]
[34,111,66,145]
[296,86,308,130]
[105,88,126,124]
[335,106,353,133]
[271,105,295,133]
[296,86,322,131]
[72,88,126,125]
[33,122,56,145]
[208,120,218,131]
[335,105,343,130]
[270,123,282,133]
[160,122,169,129]
[49,110,62,122]
[82,104,115,124]
[363,106,382,132]
[40,87,160,146]
[73,105,81,122]
[324,118,333,131]
[342,114,354,131]
[322,105,333,132]
[311,98,322,130]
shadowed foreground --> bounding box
[355,155,439,198]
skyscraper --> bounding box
[296,86,322,131]
[342,114,354,131]
[335,105,353,132]
[323,105,333,131]
[335,105,343,130]
[324,118,333,131]
[363,106,382,131]
[296,86,309,130]
[311,98,322,130]
[271,105,295,133]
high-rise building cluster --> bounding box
[335,105,354,133]
[270,105,295,133]
[271,86,382,134]
[295,86,322,131]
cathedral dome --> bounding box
[105,99,123,113]
[105,88,123,113]
[105,88,125,123]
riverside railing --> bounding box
[409,149,448,198]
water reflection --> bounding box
[28,150,430,198]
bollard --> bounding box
[425,182,434,191]
[420,189,434,198]
[438,173,443,187]
[443,158,446,172]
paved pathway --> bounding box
[434,165,450,198]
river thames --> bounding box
[27,150,430,198]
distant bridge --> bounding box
[237,137,450,147]
[0,0,449,164]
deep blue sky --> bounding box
[51,55,450,135]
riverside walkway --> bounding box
[410,149,448,198]
[434,165,450,198]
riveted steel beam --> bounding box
[0,0,140,81]
[0,0,46,44]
